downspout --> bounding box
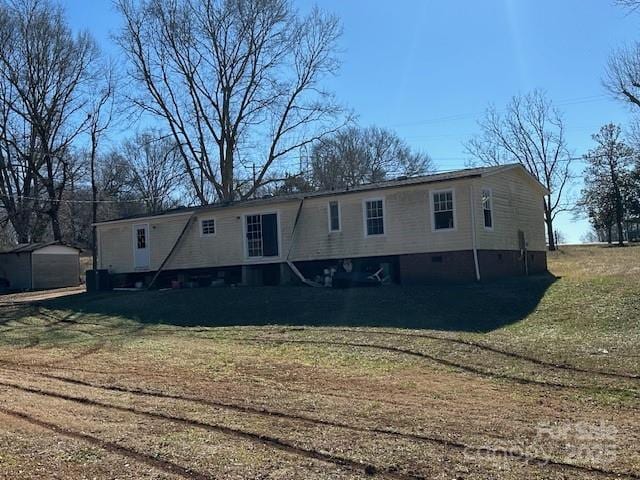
[469,184,481,282]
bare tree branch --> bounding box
[116,0,346,204]
[464,90,572,251]
[0,0,101,241]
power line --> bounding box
[0,193,163,205]
[1,152,632,206]
[388,94,609,129]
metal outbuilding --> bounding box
[0,242,80,291]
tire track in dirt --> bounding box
[291,327,640,381]
[0,406,214,480]
[0,379,422,480]
[1,365,638,479]
[28,311,637,386]
[0,357,429,410]
[244,338,640,396]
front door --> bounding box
[133,224,150,270]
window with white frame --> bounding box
[201,218,216,236]
[482,189,493,229]
[365,199,384,236]
[432,190,454,230]
[328,201,340,232]
[246,214,262,257]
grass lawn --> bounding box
[0,244,638,479]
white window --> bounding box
[432,189,455,230]
[245,213,279,258]
[246,214,263,257]
[328,201,341,232]
[482,189,493,230]
[364,198,384,236]
[201,218,216,236]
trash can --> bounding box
[86,269,111,292]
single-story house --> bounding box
[0,242,81,291]
[94,164,549,287]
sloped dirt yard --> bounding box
[0,246,638,479]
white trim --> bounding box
[362,197,386,237]
[242,210,282,262]
[199,216,217,237]
[430,188,457,232]
[327,200,341,233]
[481,187,494,231]
[132,223,150,270]
[94,210,192,227]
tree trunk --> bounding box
[546,218,556,251]
[609,162,625,247]
[15,228,29,244]
[616,220,625,246]
[91,134,99,290]
[544,199,556,251]
[50,207,62,241]
[607,225,612,244]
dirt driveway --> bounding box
[0,286,85,305]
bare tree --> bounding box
[116,0,346,204]
[0,74,45,242]
[0,0,101,241]
[581,124,635,246]
[0,0,46,243]
[87,66,116,277]
[615,0,640,13]
[122,130,186,214]
[465,91,572,251]
[605,2,640,107]
[310,126,435,190]
[604,43,640,109]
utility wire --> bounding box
[1,152,633,205]
[0,193,164,204]
[388,94,609,128]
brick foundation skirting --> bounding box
[399,249,548,284]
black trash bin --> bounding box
[86,269,111,292]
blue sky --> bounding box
[64,0,639,242]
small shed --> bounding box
[0,242,80,291]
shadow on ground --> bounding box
[38,274,557,333]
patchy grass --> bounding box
[0,245,638,479]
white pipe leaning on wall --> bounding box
[469,184,481,282]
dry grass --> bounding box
[0,245,638,479]
[548,243,640,279]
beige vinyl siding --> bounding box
[96,168,548,275]
[165,203,299,270]
[98,202,300,273]
[289,179,473,261]
[98,223,135,272]
[473,168,546,252]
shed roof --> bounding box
[0,242,79,254]
[95,163,548,226]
